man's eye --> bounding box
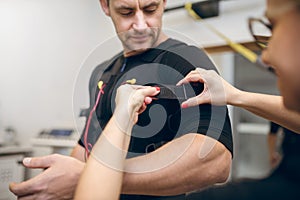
[145,9,156,14]
[144,6,157,14]
[119,9,134,16]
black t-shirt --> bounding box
[79,38,233,156]
[270,122,300,155]
[78,38,233,199]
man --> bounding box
[10,0,233,199]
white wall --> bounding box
[0,0,115,144]
[0,0,265,145]
[164,0,266,47]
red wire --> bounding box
[84,84,105,159]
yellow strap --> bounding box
[185,3,201,20]
[185,2,257,63]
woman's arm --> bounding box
[177,68,300,133]
[74,115,131,200]
[74,85,159,200]
[230,91,300,133]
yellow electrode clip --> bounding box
[98,81,103,89]
[126,78,136,85]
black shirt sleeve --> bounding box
[270,121,281,135]
[156,42,233,156]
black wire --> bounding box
[164,5,185,13]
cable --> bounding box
[84,81,105,159]
[83,79,136,160]
[184,2,273,72]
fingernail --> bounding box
[23,157,31,165]
[155,87,160,91]
[181,103,188,109]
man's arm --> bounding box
[122,133,232,196]
[72,130,231,196]
[9,134,230,199]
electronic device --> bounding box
[165,0,219,19]
[31,129,78,148]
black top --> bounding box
[78,38,233,199]
[270,122,300,156]
[79,38,233,156]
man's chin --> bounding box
[123,39,156,54]
[124,48,148,57]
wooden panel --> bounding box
[204,41,261,54]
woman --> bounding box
[178,0,300,133]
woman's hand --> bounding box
[177,68,240,108]
[114,84,160,133]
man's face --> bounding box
[103,0,166,56]
[262,0,300,112]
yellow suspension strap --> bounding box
[185,2,264,66]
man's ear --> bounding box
[99,0,110,16]
[163,0,167,9]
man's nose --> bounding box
[132,11,147,31]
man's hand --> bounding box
[9,154,84,200]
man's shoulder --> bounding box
[86,52,123,88]
[161,38,217,71]
[160,38,198,51]
[93,52,123,72]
